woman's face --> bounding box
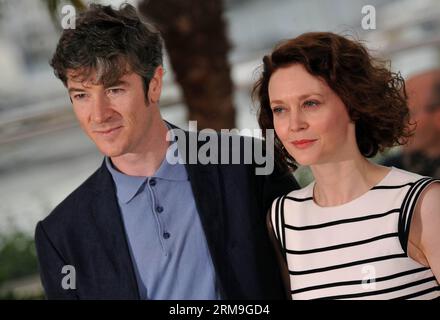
[268,63,357,166]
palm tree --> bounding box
[139,0,236,130]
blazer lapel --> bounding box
[90,162,140,299]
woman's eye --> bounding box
[303,100,320,108]
[272,106,284,114]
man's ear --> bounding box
[147,66,163,105]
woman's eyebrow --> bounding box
[270,93,324,104]
[297,93,324,100]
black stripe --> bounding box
[314,276,437,300]
[399,178,429,236]
[291,267,428,295]
[403,179,440,251]
[285,233,398,255]
[273,196,287,263]
[274,196,282,243]
[400,178,429,226]
[398,178,438,253]
[392,285,440,300]
[285,196,313,202]
[402,180,430,247]
[288,253,407,276]
[280,195,287,261]
[404,179,436,231]
[284,208,400,231]
[371,182,414,190]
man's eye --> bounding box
[107,88,124,95]
[73,93,87,100]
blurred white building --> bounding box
[363,0,440,77]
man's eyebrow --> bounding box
[105,80,129,88]
[68,87,86,94]
[67,80,129,94]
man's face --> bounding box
[405,74,438,153]
[67,69,162,157]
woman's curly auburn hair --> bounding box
[253,32,413,172]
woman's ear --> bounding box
[147,66,164,104]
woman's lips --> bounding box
[291,139,317,149]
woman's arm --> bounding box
[409,182,440,282]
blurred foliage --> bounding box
[0,231,43,300]
[293,166,314,188]
[0,231,38,285]
[0,231,45,299]
[0,289,44,300]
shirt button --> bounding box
[149,178,156,186]
[156,206,163,213]
[163,232,170,239]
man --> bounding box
[34,4,298,299]
[383,69,440,178]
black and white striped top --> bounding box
[270,167,440,300]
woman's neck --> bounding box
[310,158,391,207]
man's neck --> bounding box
[110,120,170,176]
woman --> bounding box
[254,32,440,300]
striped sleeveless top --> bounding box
[270,167,440,300]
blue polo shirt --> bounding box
[105,134,221,300]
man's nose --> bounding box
[92,94,112,124]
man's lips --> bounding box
[291,139,317,149]
[94,126,123,135]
